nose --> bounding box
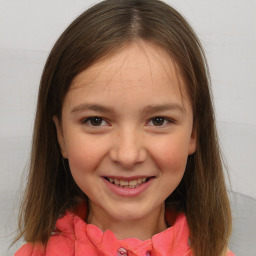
[109,127,147,168]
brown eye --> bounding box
[83,117,107,126]
[151,117,166,126]
[90,117,103,126]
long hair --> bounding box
[16,0,232,255]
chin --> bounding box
[106,204,154,222]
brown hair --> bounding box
[16,0,232,255]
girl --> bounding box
[14,0,235,255]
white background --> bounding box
[0,0,255,255]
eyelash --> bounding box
[81,116,175,127]
[146,116,175,127]
[81,116,109,127]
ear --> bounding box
[188,124,197,155]
[53,116,68,158]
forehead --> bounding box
[66,41,189,109]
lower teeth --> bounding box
[117,184,140,188]
[109,182,142,188]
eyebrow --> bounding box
[71,103,185,115]
[141,103,185,115]
[71,104,114,114]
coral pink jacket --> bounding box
[15,206,235,256]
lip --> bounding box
[102,176,155,197]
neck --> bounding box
[87,204,167,240]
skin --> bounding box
[54,40,196,240]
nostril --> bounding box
[109,149,147,168]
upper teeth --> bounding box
[108,177,147,186]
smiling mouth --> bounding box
[104,177,153,189]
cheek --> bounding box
[151,136,189,173]
[152,138,189,198]
[65,135,108,175]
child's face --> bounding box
[54,41,196,225]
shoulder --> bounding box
[14,206,87,256]
[14,243,45,256]
[226,249,236,256]
[14,232,76,256]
